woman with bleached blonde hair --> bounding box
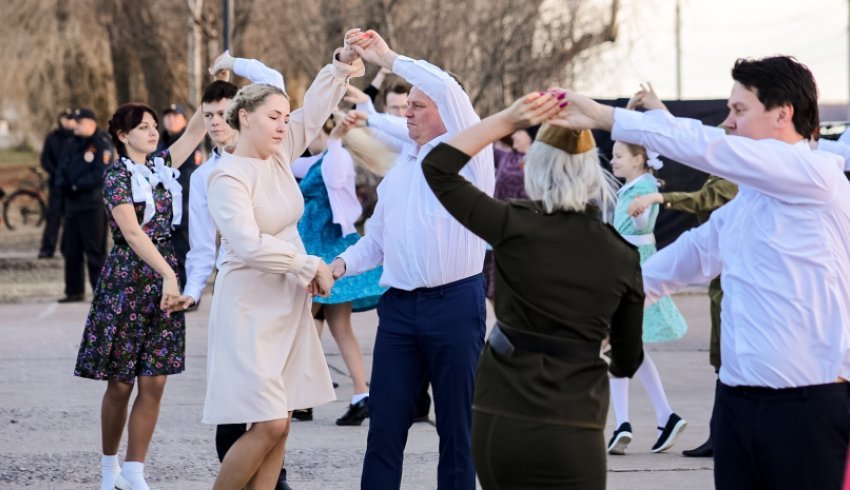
[201,29,365,489]
[422,91,645,489]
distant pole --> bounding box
[675,0,682,100]
[223,0,233,51]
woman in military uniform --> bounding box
[423,92,645,489]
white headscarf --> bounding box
[120,155,183,228]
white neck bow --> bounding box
[120,156,183,228]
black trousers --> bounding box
[713,380,850,490]
[472,411,606,490]
[39,186,63,255]
[61,208,106,296]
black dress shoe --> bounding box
[607,422,633,455]
[336,397,369,426]
[652,413,687,453]
[291,408,313,421]
[37,251,53,259]
[682,437,713,457]
[58,294,85,303]
[276,467,294,490]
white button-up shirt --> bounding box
[339,56,495,290]
[183,58,285,303]
[614,108,850,389]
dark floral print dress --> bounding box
[74,150,186,383]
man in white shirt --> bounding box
[330,31,494,490]
[550,56,850,489]
[178,54,293,490]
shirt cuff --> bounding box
[611,107,647,145]
[336,251,354,278]
[289,253,321,288]
[185,284,203,305]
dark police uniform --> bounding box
[39,122,75,257]
[56,129,114,297]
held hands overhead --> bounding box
[209,50,235,81]
[626,82,668,112]
[329,110,363,140]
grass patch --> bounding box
[0,149,38,169]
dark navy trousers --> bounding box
[361,274,486,490]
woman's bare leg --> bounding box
[325,302,368,395]
[213,418,289,490]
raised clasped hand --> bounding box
[209,50,235,80]
[505,90,568,129]
[347,29,392,68]
[340,28,367,64]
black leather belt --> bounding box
[487,321,601,361]
[114,233,172,247]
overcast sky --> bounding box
[573,0,848,103]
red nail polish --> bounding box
[557,93,566,100]
[559,101,568,108]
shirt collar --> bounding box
[405,133,451,160]
[618,172,656,196]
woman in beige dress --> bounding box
[201,31,365,489]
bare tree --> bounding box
[0,0,619,148]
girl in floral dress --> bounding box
[73,102,205,490]
[606,141,689,456]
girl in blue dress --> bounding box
[606,141,689,456]
[293,114,386,426]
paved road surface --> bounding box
[0,291,717,489]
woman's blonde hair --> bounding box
[225,83,289,130]
[341,127,398,177]
[523,141,619,221]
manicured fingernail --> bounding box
[557,93,566,100]
[538,91,546,96]
[559,101,568,108]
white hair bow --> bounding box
[646,151,664,170]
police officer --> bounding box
[56,108,114,303]
[38,108,77,258]
[157,103,202,289]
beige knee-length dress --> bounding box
[202,54,364,424]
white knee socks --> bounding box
[609,377,630,427]
[120,461,150,490]
[635,351,674,431]
[609,351,674,434]
[101,454,121,490]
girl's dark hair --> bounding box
[108,103,159,158]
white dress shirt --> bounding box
[339,56,495,290]
[816,138,850,171]
[291,140,362,236]
[356,99,409,152]
[613,108,850,389]
[183,57,286,303]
